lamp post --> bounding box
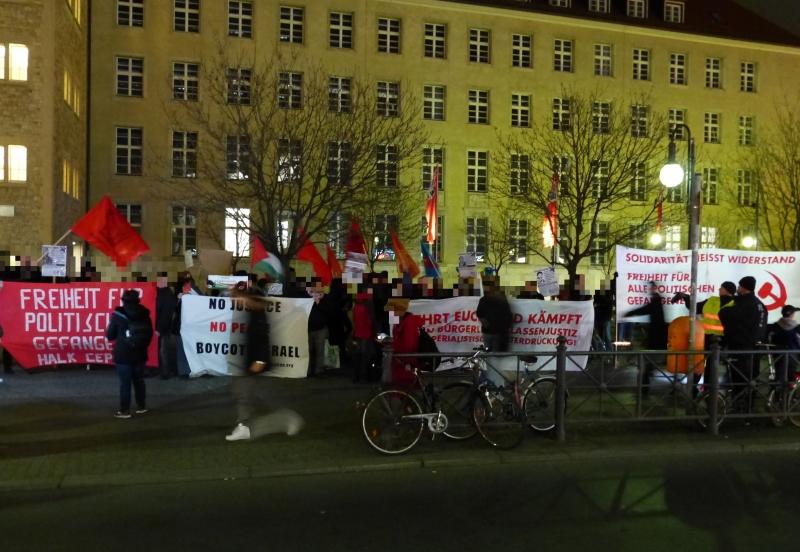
[659,125,702,392]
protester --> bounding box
[476,276,513,352]
[306,279,330,377]
[174,274,202,378]
[352,286,378,383]
[389,300,424,385]
[155,275,178,379]
[518,280,545,300]
[624,281,668,397]
[326,278,352,370]
[718,276,768,413]
[105,289,154,419]
[768,305,800,396]
[593,289,613,351]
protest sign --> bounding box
[207,274,247,291]
[536,266,560,297]
[457,253,477,279]
[0,282,157,368]
[41,245,68,277]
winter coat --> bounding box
[476,291,513,335]
[392,312,424,385]
[625,292,668,349]
[326,281,352,346]
[308,294,331,332]
[106,304,153,364]
[155,287,177,334]
[769,318,800,350]
[718,292,768,349]
[353,292,377,340]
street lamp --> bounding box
[649,233,663,247]
[741,235,757,249]
[660,125,702,391]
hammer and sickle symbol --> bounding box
[757,271,787,311]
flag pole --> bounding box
[35,229,73,264]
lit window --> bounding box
[700,227,717,249]
[280,6,304,43]
[225,208,251,257]
[0,44,29,81]
[373,215,398,261]
[0,145,27,182]
[171,206,197,256]
[665,225,681,251]
[66,0,82,25]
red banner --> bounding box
[0,282,157,369]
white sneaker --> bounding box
[286,414,305,436]
[225,423,251,441]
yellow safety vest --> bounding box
[700,296,732,335]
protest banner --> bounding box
[0,282,157,368]
[407,297,594,371]
[616,246,800,322]
[179,294,313,378]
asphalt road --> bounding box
[2,451,797,552]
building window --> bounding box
[667,185,683,204]
[328,76,351,113]
[552,98,571,131]
[704,112,720,144]
[512,34,532,68]
[328,212,348,257]
[737,169,755,206]
[118,0,144,27]
[280,6,303,43]
[0,145,27,182]
[466,217,487,260]
[669,108,686,140]
[510,154,530,195]
[630,162,647,201]
[422,146,444,190]
[632,48,650,81]
[511,93,530,128]
[590,222,609,265]
[0,44,28,81]
[740,62,756,92]
[627,223,647,249]
[66,0,82,25]
[225,207,251,257]
[116,56,143,97]
[469,29,490,64]
[467,150,488,193]
[228,1,252,38]
[468,89,489,124]
[593,44,612,76]
[423,85,445,121]
[172,62,198,101]
[226,135,250,180]
[377,17,401,54]
[510,219,529,263]
[705,57,721,89]
[591,160,609,198]
[738,115,754,146]
[554,39,573,72]
[373,215,398,261]
[703,167,719,204]
[277,138,302,184]
[549,0,570,6]
[172,131,198,178]
[664,1,684,23]
[669,53,686,85]
[700,227,717,249]
[377,81,400,117]
[589,0,609,13]
[665,225,681,251]
[63,69,81,116]
[627,0,647,18]
[329,12,353,49]
[117,203,142,228]
[174,0,200,33]
[375,144,398,187]
[424,23,446,59]
[327,141,352,186]
[226,67,251,104]
[631,104,649,138]
[278,71,302,109]
[115,127,142,175]
[171,206,197,256]
[61,160,80,199]
[592,101,610,134]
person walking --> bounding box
[624,281,668,398]
[326,278,352,371]
[106,289,154,419]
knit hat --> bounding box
[782,305,799,318]
[738,276,756,292]
[720,281,736,295]
[121,289,140,304]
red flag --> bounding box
[326,244,342,278]
[543,172,559,248]
[296,230,332,285]
[344,218,368,279]
[71,196,150,268]
[391,231,420,278]
[425,165,440,245]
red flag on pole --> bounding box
[391,231,420,278]
[542,172,559,248]
[71,195,150,268]
[296,229,332,285]
[425,165,440,245]
[343,218,368,280]
[326,244,342,278]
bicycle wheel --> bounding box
[473,387,525,449]
[694,390,726,430]
[438,381,478,440]
[523,376,556,432]
[766,389,786,428]
[362,390,424,455]
[787,387,800,428]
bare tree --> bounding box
[483,189,534,279]
[159,47,429,273]
[494,87,668,286]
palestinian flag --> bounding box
[251,236,284,281]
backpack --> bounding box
[115,310,153,351]
[417,327,440,371]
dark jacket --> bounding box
[246,305,270,370]
[769,318,800,350]
[718,292,768,349]
[326,280,352,346]
[155,287,177,334]
[476,291,513,335]
[106,304,153,364]
[626,292,668,349]
[308,295,332,332]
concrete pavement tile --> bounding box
[60,466,250,489]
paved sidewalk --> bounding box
[2,368,800,492]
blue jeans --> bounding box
[117,363,146,413]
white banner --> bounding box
[408,297,594,371]
[616,246,800,323]
[180,295,313,378]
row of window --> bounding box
[551,0,685,23]
[0,43,29,81]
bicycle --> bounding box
[518,354,560,433]
[361,349,480,455]
[470,346,527,449]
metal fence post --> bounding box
[707,335,720,435]
[555,335,567,442]
[381,337,393,385]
